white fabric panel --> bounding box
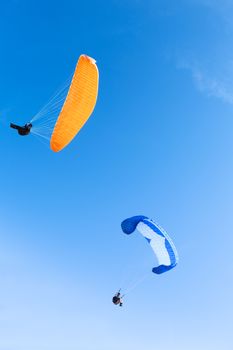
[137,222,171,266]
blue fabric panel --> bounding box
[121,215,148,234]
[165,239,177,266]
[152,265,175,274]
[143,219,164,237]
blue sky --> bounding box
[0,0,233,349]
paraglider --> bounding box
[121,215,178,274]
[112,216,178,306]
[112,290,123,307]
[10,122,32,136]
[50,54,99,152]
[10,54,99,152]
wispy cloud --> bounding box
[178,60,233,105]
[174,0,233,106]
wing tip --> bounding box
[80,54,97,65]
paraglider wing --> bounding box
[50,54,99,152]
[121,216,178,274]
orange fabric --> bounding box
[50,55,99,152]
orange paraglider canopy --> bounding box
[50,54,99,152]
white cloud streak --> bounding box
[179,61,233,105]
[172,0,233,106]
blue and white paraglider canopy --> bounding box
[121,216,178,274]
